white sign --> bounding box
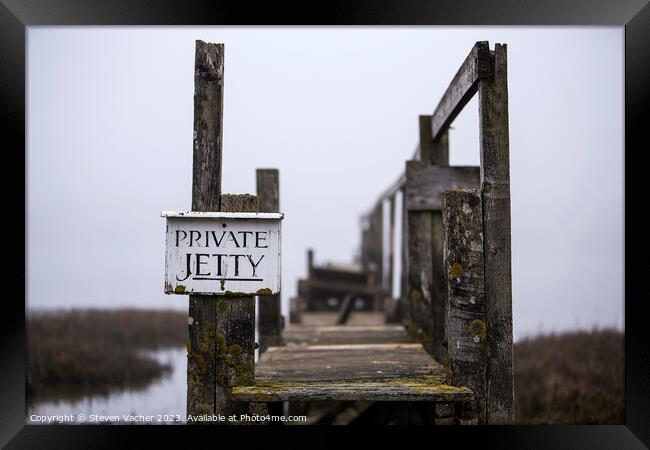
[162,211,282,296]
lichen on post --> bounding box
[442,188,487,424]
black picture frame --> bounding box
[2,1,647,447]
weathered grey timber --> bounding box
[359,40,513,424]
[213,194,258,418]
[191,40,224,213]
[185,41,260,423]
[298,311,385,327]
[478,43,513,424]
[307,248,314,277]
[442,189,487,424]
[405,162,480,211]
[406,119,432,354]
[420,115,449,165]
[430,41,491,140]
[298,279,379,298]
[187,40,224,419]
[335,294,354,325]
[400,187,409,321]
[233,380,472,403]
[405,116,450,363]
[430,210,447,364]
[405,209,434,353]
[232,343,472,402]
[256,169,283,352]
[362,204,384,287]
[387,196,395,294]
[283,324,407,345]
[187,296,219,416]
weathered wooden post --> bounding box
[387,196,396,296]
[162,41,283,424]
[436,41,513,424]
[186,40,226,419]
[307,248,314,278]
[404,116,451,361]
[400,187,410,323]
[442,189,487,424]
[384,194,402,323]
[478,43,513,424]
[256,169,282,352]
[370,203,383,292]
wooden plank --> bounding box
[232,381,472,403]
[212,194,258,418]
[335,294,354,325]
[255,344,443,383]
[417,118,451,364]
[232,342,472,402]
[405,162,480,211]
[191,40,224,213]
[419,115,435,163]
[431,210,446,364]
[256,169,282,352]
[187,40,224,419]
[420,115,449,166]
[405,130,451,361]
[442,188,487,424]
[289,296,303,325]
[405,209,435,355]
[387,195,396,296]
[364,203,383,287]
[478,43,513,424]
[296,311,386,328]
[283,324,407,345]
[430,41,492,141]
[400,188,409,320]
[298,278,381,297]
[307,248,314,277]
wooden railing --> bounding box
[358,41,513,424]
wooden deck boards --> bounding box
[232,380,472,402]
[232,331,473,402]
[257,343,442,382]
[298,311,386,326]
[283,324,408,346]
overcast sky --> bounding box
[26,27,623,341]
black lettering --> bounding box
[255,231,268,248]
[175,230,187,247]
[230,254,243,276]
[227,231,240,248]
[189,230,202,247]
[176,253,192,281]
[237,231,254,248]
[246,254,265,277]
[212,254,225,276]
[195,254,210,276]
[209,230,227,248]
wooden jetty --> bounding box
[180,39,512,425]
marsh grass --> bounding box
[27,308,187,403]
[514,328,624,424]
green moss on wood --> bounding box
[216,298,229,314]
